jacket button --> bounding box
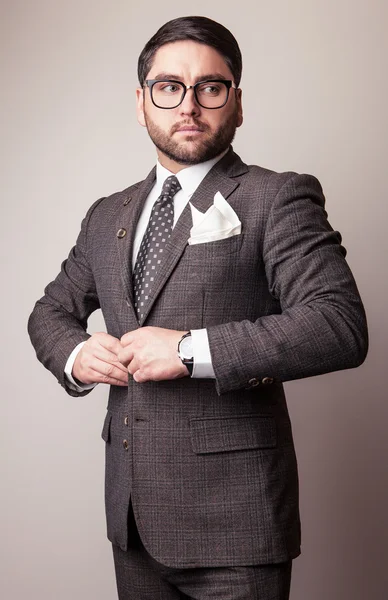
[262,377,274,385]
[124,416,129,426]
[248,377,260,388]
[123,439,129,450]
[117,228,127,238]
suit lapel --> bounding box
[116,167,156,315]
[138,150,248,325]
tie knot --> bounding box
[161,175,181,199]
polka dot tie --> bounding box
[133,175,181,321]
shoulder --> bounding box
[81,175,149,230]
[77,178,147,244]
[238,162,324,207]
[226,149,320,191]
[244,163,321,190]
[87,180,143,219]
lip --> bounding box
[176,127,204,134]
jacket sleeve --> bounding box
[207,174,368,395]
[28,198,105,397]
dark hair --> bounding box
[137,16,242,87]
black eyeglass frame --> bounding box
[144,79,237,110]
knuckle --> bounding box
[83,369,94,383]
[90,332,102,343]
[80,358,90,372]
[105,364,114,376]
[142,366,152,379]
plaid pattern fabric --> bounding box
[28,148,368,568]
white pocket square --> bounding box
[188,192,241,245]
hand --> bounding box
[119,327,189,383]
[72,332,128,386]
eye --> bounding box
[158,83,181,94]
[198,83,222,96]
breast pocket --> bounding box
[187,233,244,260]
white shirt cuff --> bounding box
[64,341,97,392]
[191,329,215,378]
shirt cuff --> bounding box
[64,341,97,392]
[191,329,215,378]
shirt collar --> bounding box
[155,148,229,197]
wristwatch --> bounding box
[178,332,194,376]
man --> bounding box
[28,15,368,600]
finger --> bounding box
[88,358,130,384]
[118,346,135,367]
[96,333,124,355]
[89,368,128,386]
[93,348,128,373]
[120,331,137,346]
[127,357,140,376]
[132,369,147,383]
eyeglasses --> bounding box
[144,79,237,110]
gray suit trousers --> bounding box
[112,503,292,600]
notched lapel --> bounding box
[139,159,243,325]
[116,168,156,312]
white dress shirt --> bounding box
[65,152,228,391]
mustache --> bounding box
[171,120,209,134]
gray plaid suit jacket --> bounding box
[28,148,368,568]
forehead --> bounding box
[147,40,233,81]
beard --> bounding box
[144,107,239,166]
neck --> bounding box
[156,147,230,174]
[156,150,193,174]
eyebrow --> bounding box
[150,72,231,83]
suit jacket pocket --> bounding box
[101,412,112,443]
[190,414,277,454]
[187,233,243,256]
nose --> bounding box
[179,87,201,117]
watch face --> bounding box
[180,335,193,360]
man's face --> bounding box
[136,40,243,172]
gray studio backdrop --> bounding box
[1,1,387,598]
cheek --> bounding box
[207,111,228,131]
[147,106,175,131]
[212,114,224,129]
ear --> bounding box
[235,88,243,128]
[136,87,146,128]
